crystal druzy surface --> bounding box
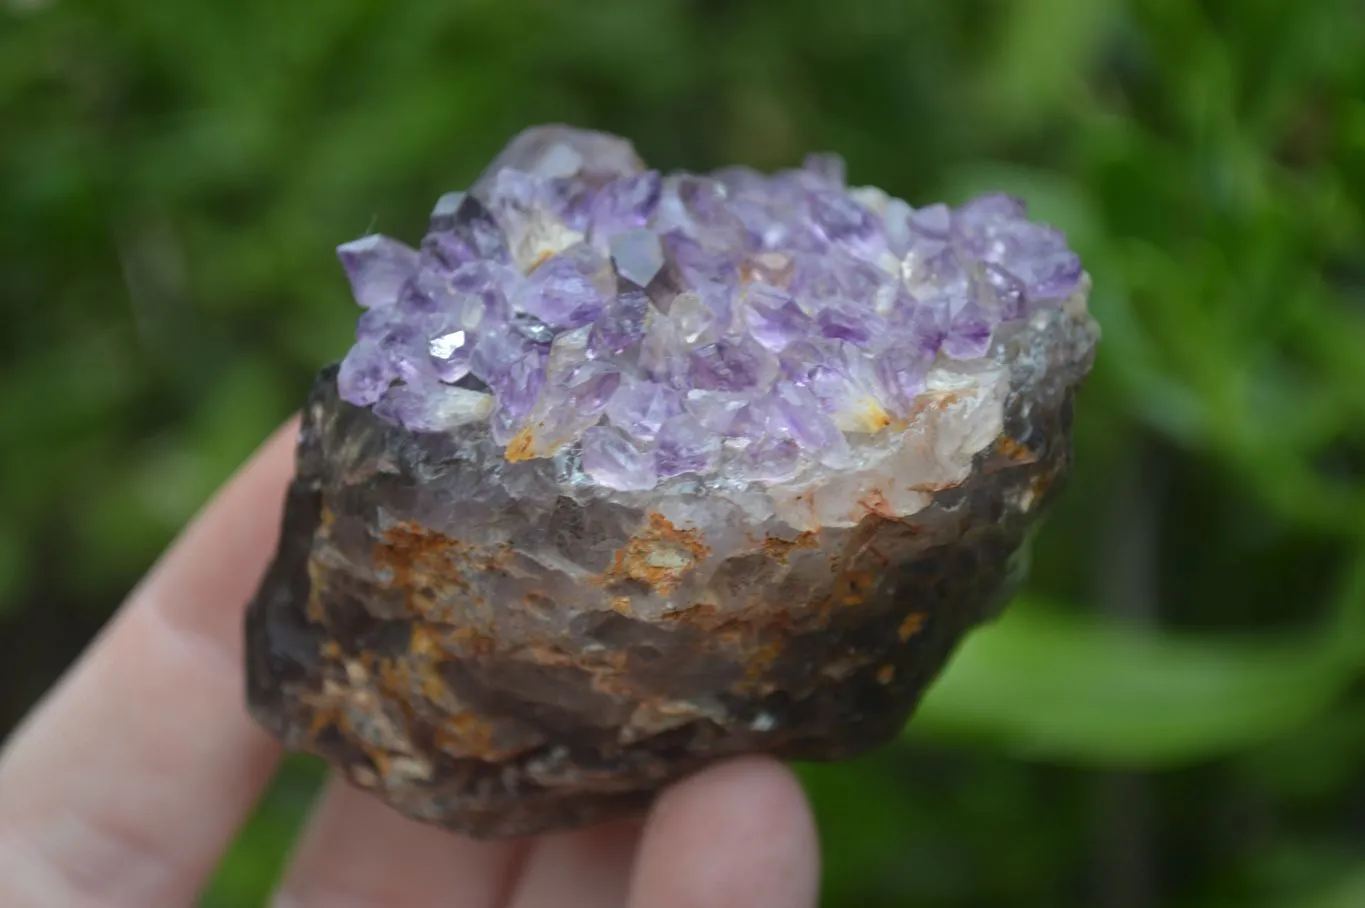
[246,125,1099,838]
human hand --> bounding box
[0,420,820,907]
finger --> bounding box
[272,777,523,908]
[0,420,299,908]
[627,756,820,908]
[506,816,642,908]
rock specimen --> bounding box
[245,125,1099,838]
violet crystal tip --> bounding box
[247,124,1099,839]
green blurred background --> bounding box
[3,0,1364,904]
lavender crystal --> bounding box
[336,128,1085,494]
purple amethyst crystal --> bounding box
[246,124,1099,839]
[337,234,422,309]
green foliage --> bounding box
[911,607,1335,767]
[199,757,325,908]
[2,0,1363,905]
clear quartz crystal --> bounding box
[581,425,657,491]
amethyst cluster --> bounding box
[246,125,1097,838]
[334,127,1083,492]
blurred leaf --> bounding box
[201,756,325,907]
[1297,867,1365,908]
[908,600,1351,767]
[975,0,1121,132]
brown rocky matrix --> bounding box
[245,125,1099,838]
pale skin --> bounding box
[0,420,820,907]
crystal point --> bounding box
[337,235,421,309]
[581,425,657,491]
[474,125,645,198]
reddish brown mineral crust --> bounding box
[503,426,537,463]
[599,513,711,596]
[898,612,927,642]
